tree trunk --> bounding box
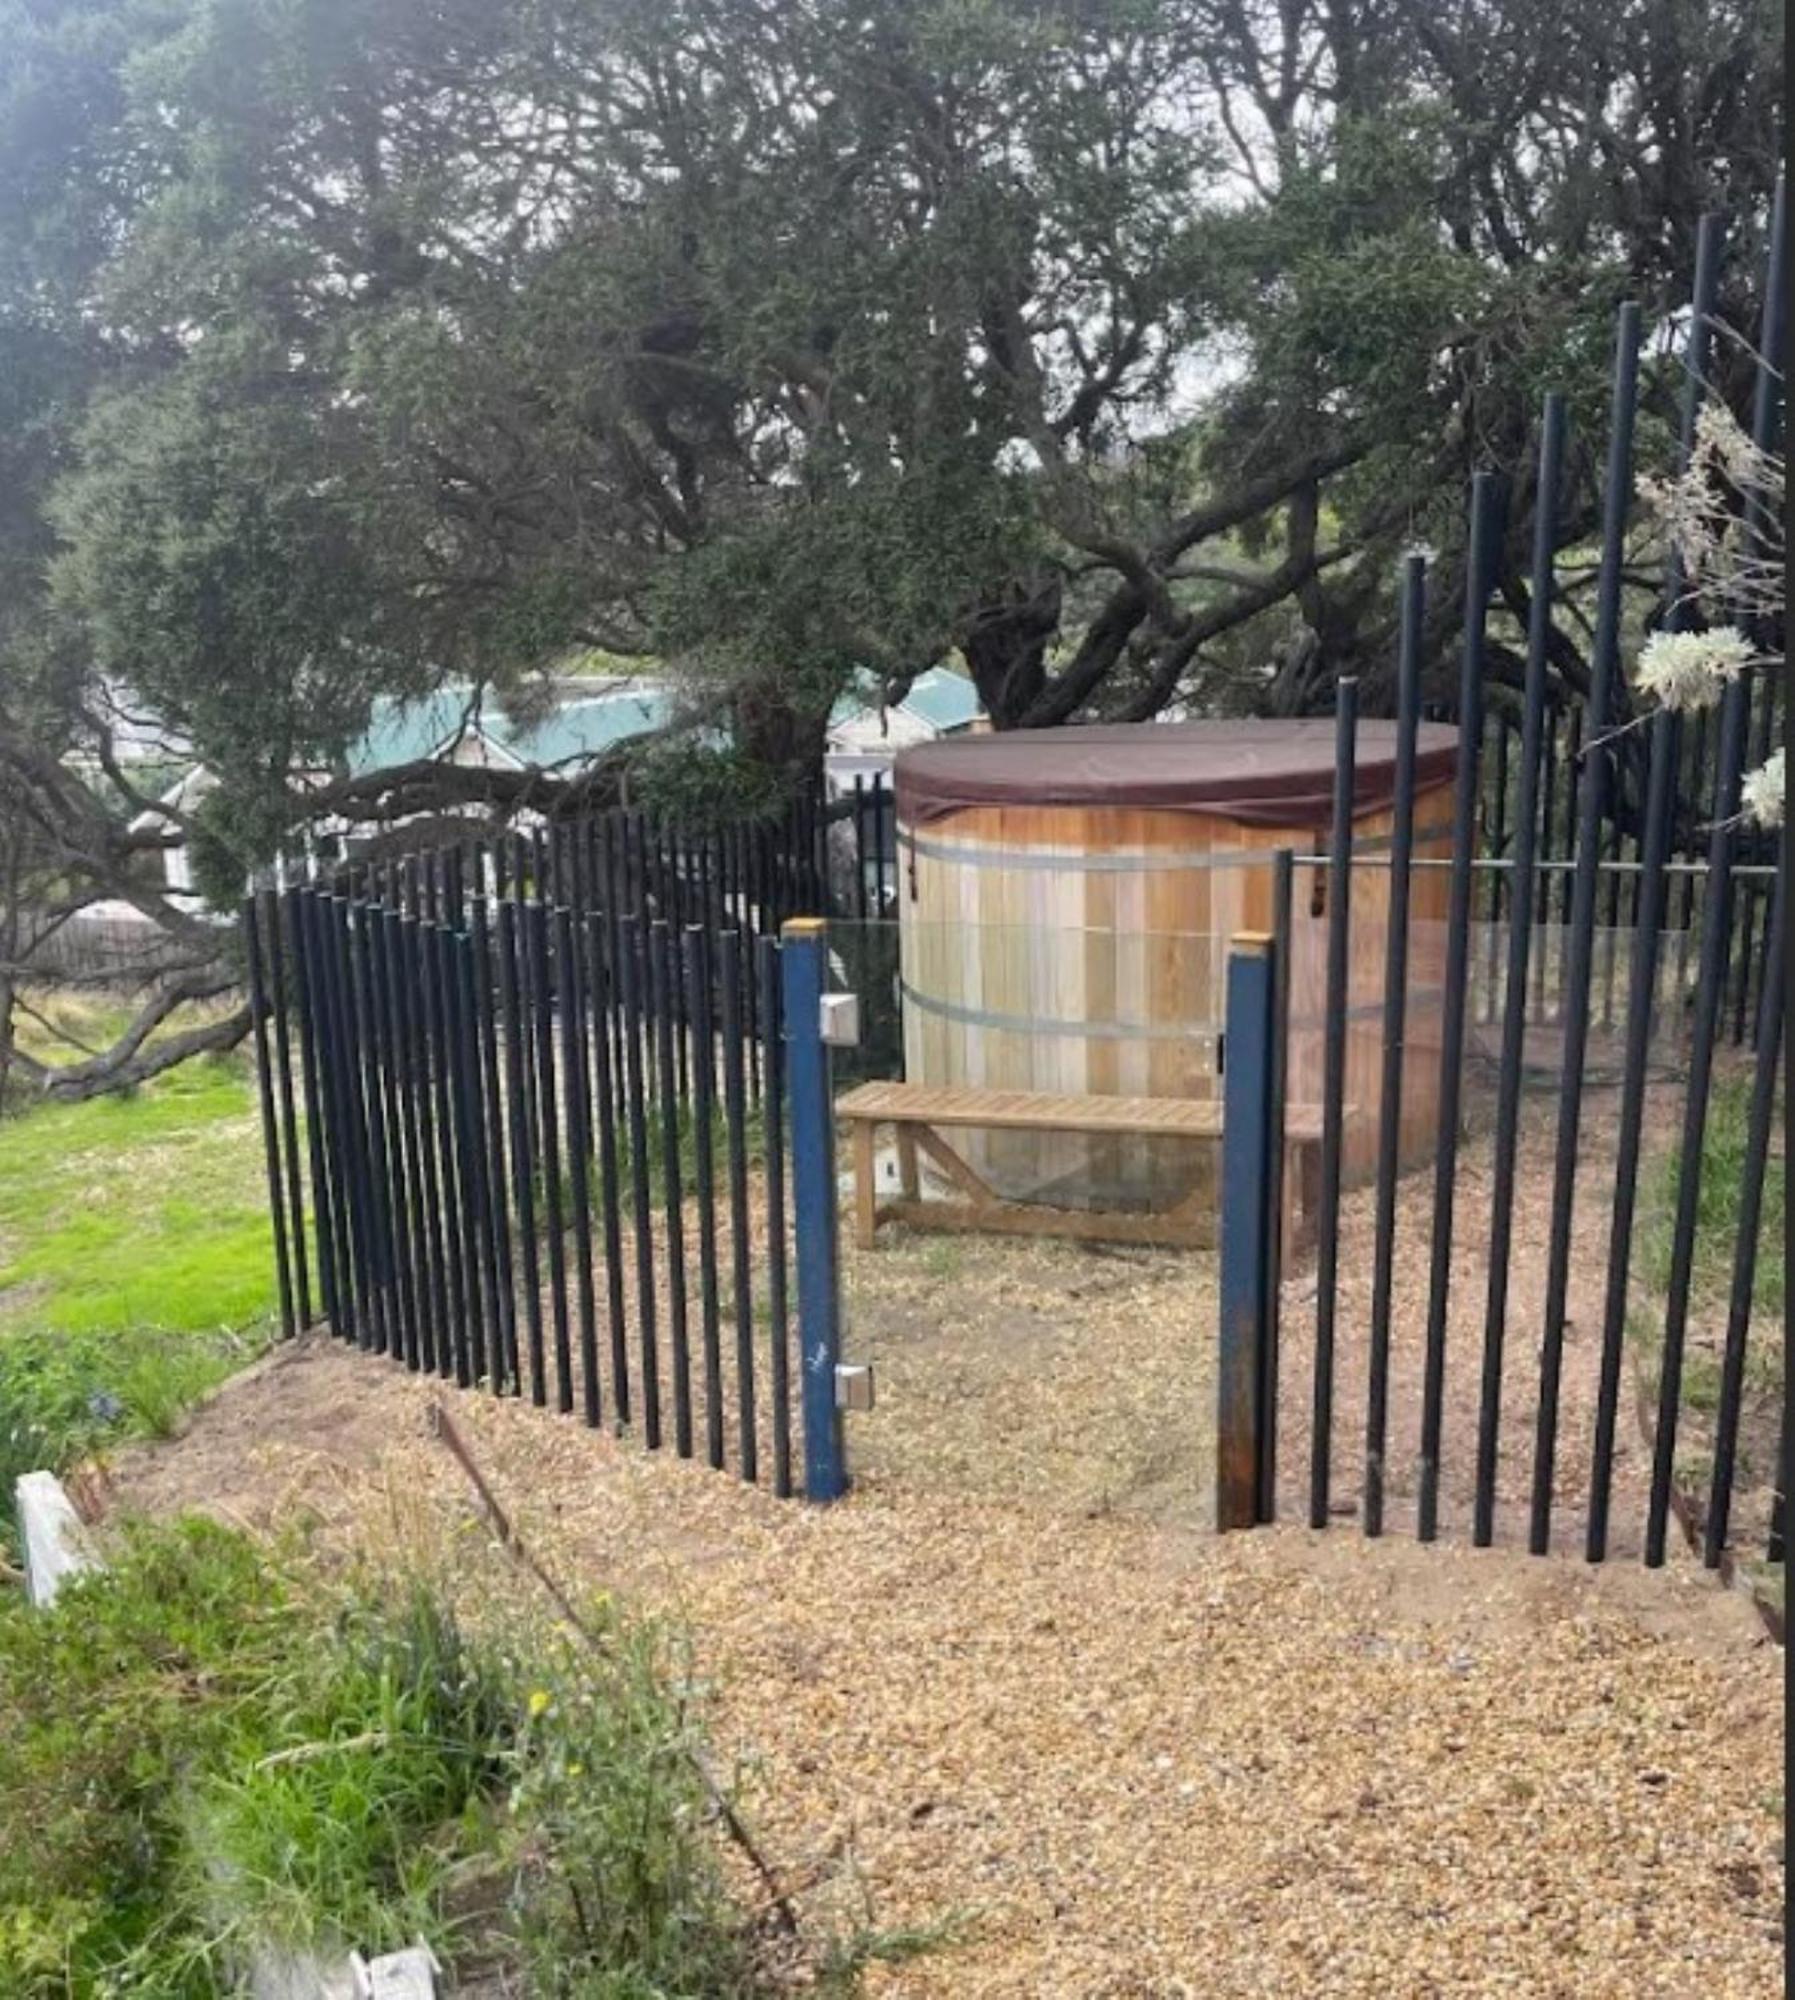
[960,577,1064,729]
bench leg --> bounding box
[853,1118,879,1250]
[896,1125,920,1201]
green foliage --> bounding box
[626,745,793,829]
[0,1057,281,1336]
[0,1320,252,1542]
[0,1058,282,1550]
[0,1521,759,1995]
[0,0,1783,891]
[1641,1075,1785,1318]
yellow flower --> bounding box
[527,1689,552,1719]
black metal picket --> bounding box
[1266,190,1787,1576]
[247,800,835,1493]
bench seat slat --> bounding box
[836,1080,1329,1143]
[836,1081,1221,1139]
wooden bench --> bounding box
[836,1082,1328,1252]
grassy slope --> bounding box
[0,1057,282,1531]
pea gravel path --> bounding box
[105,1322,1782,1999]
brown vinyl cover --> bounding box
[895,718,1459,829]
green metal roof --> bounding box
[829,666,982,733]
[346,668,978,781]
[347,684,673,778]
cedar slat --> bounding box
[837,1079,1330,1142]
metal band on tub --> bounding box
[895,825,1454,870]
[899,978,1445,1037]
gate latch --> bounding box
[835,1362,875,1412]
[820,992,860,1047]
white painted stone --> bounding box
[15,1471,96,1608]
[353,1942,439,1998]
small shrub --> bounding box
[0,1522,763,1995]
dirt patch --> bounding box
[102,1324,1782,1999]
[1271,1060,1782,1563]
[845,1230,1214,1525]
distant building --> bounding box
[118,667,986,909]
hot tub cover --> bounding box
[895,718,1459,829]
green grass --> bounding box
[0,1519,761,1995]
[0,1057,281,1336]
[1640,1074,1786,1318]
[0,1056,284,1542]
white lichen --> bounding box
[1633,625,1756,712]
[1741,746,1784,830]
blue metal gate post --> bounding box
[1219,931,1277,1532]
[782,918,848,1503]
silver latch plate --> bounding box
[835,1362,875,1412]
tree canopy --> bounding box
[0,0,1783,1038]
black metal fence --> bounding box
[245,818,817,1494]
[247,192,1782,1586]
[1229,189,1786,1583]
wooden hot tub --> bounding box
[893,719,1460,1216]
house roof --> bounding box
[347,683,675,777]
[826,667,983,746]
[346,668,982,779]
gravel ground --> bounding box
[104,1311,1783,1998]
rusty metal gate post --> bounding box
[1218,930,1278,1531]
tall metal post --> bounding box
[1218,932,1277,1532]
[781,918,848,1503]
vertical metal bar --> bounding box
[308,896,359,1344]
[243,896,298,1341]
[651,922,694,1457]
[378,911,431,1373]
[1585,213,1731,1556]
[261,888,312,1328]
[433,924,479,1385]
[1309,678,1358,1529]
[1730,677,1777,1041]
[398,915,448,1376]
[759,934,793,1497]
[333,898,383,1353]
[1473,394,1568,1545]
[852,776,869,923]
[468,899,518,1394]
[1532,706,1559,1019]
[584,912,630,1427]
[1417,470,1506,1541]
[685,925,726,1470]
[355,903,405,1356]
[619,917,660,1446]
[1646,676,1751,1564]
[556,905,602,1426]
[1364,556,1426,1537]
[451,931,502,1388]
[1526,302,1644,1555]
[1218,932,1276,1533]
[364,904,419,1369]
[782,918,847,1502]
[1703,867,1783,1565]
[323,895,373,1345]
[719,929,759,1482]
[526,903,574,1414]
[285,889,341,1333]
[497,903,546,1404]
[1258,847,1293,1525]
[1482,711,1510,1022]
[283,890,332,1324]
